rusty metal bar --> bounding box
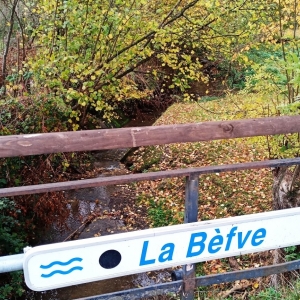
[181,174,199,299]
[1,157,300,198]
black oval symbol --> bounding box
[99,250,122,269]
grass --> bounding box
[249,278,300,300]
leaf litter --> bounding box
[125,96,280,298]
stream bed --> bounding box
[25,113,173,299]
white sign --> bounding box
[24,207,300,291]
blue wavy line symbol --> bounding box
[40,257,82,269]
[41,266,83,278]
[40,257,83,278]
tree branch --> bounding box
[1,0,19,92]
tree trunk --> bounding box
[272,165,300,210]
[271,165,300,287]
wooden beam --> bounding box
[1,115,300,158]
[1,157,300,197]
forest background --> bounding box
[1,0,300,298]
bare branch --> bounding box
[1,0,19,91]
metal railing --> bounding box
[1,115,300,299]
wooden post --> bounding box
[181,174,199,299]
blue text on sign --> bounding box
[139,226,266,266]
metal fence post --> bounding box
[181,174,199,300]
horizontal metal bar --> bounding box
[196,258,300,286]
[75,280,182,300]
[77,258,300,300]
[1,157,300,197]
[0,254,24,273]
